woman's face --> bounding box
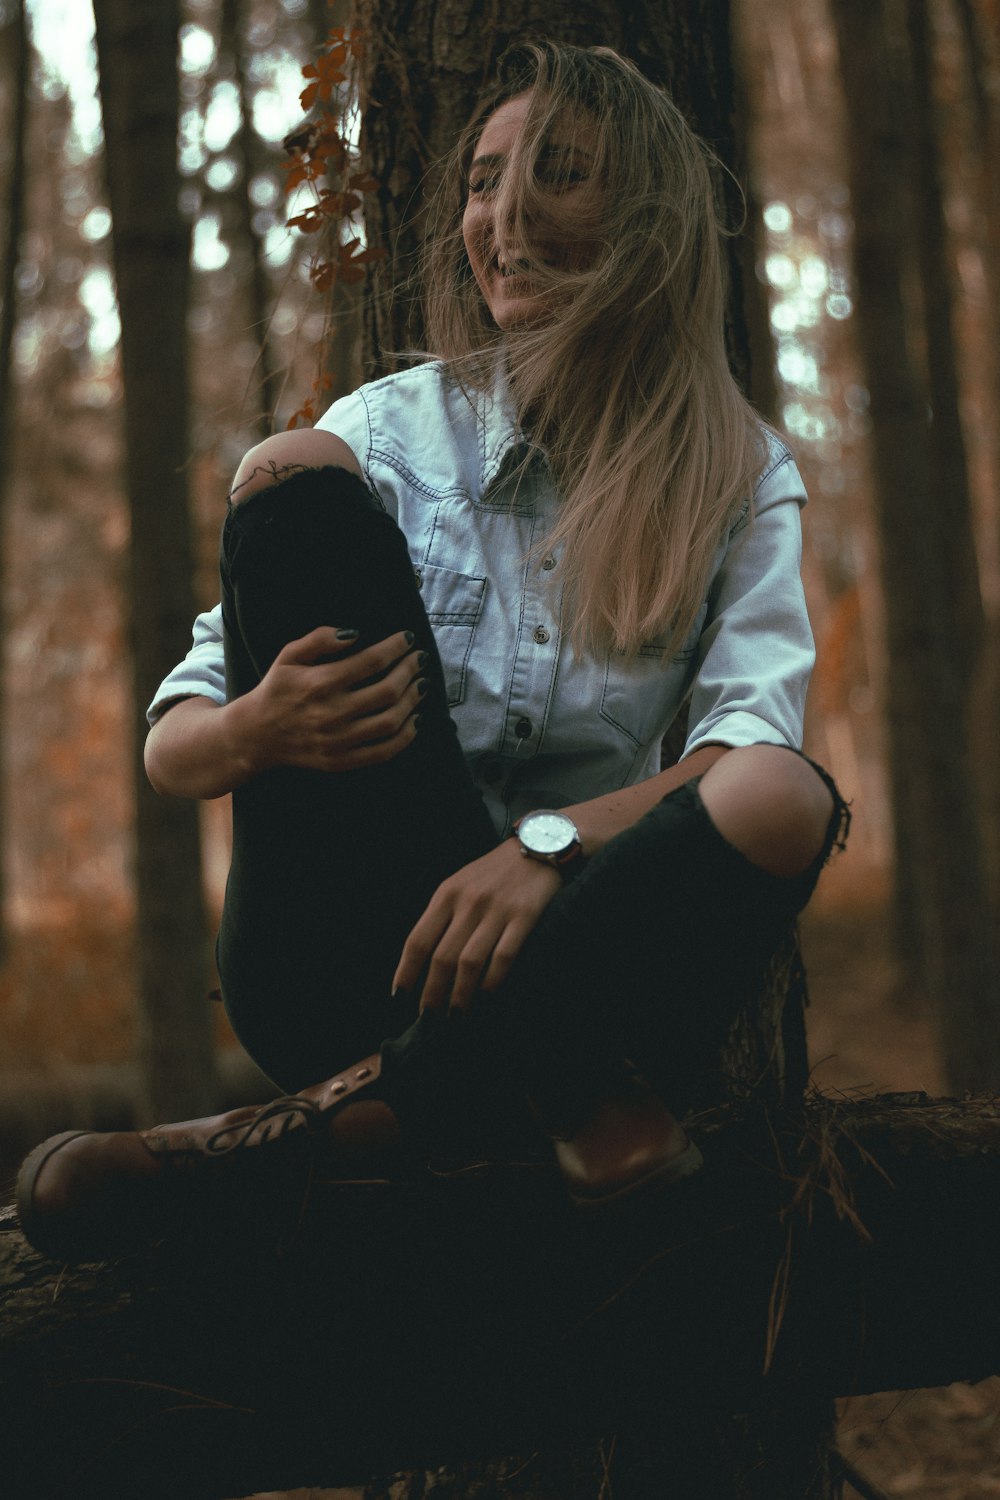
[462,93,602,330]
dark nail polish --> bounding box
[336,627,359,640]
[417,678,430,697]
[417,651,429,669]
[404,630,415,645]
[412,714,423,732]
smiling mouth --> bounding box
[496,256,534,279]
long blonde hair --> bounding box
[422,41,767,658]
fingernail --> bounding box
[417,678,429,697]
[404,630,415,645]
[417,651,429,669]
[336,627,359,640]
[412,714,423,731]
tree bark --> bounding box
[952,0,1000,911]
[831,0,1000,1091]
[219,0,281,437]
[342,4,832,1493]
[0,0,30,965]
[92,0,216,1123]
[4,1095,1000,1500]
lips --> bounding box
[496,254,533,277]
[495,252,558,279]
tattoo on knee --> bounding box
[228,461,326,505]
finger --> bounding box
[393,897,453,1006]
[479,915,534,994]
[421,904,502,1014]
[349,652,428,720]
[340,631,420,689]
[277,626,362,665]
[318,712,421,771]
[413,912,483,1014]
[447,926,506,1013]
[335,689,423,750]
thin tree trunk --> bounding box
[952,0,1000,909]
[908,0,983,678]
[832,0,1000,1091]
[92,0,217,1123]
[0,0,30,965]
[219,0,281,437]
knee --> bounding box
[230,429,363,506]
[697,744,835,879]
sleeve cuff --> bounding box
[681,711,799,761]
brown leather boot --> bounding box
[16,1054,401,1264]
[531,1062,703,1207]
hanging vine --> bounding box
[282,23,383,426]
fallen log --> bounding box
[2,1093,998,1499]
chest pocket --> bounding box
[600,602,708,746]
[417,562,487,707]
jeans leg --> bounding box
[383,770,850,1132]
[215,466,497,1091]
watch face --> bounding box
[520,810,576,855]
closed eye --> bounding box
[467,172,502,196]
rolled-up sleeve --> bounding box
[146,604,227,725]
[682,453,814,759]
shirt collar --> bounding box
[475,361,534,493]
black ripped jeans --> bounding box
[216,467,848,1151]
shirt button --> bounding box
[532,625,550,644]
[413,567,422,590]
[541,556,556,571]
[515,717,532,739]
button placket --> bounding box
[501,478,560,757]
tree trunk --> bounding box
[0,0,30,965]
[219,0,281,437]
[907,0,983,678]
[5,1095,1000,1499]
[92,0,216,1123]
[348,3,831,1493]
[953,0,1000,911]
[831,0,1000,1092]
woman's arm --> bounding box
[145,694,262,800]
[145,626,425,799]
[562,743,729,858]
[392,744,731,1012]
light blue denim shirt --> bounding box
[149,361,814,836]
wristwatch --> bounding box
[511,809,585,883]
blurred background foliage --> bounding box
[0,0,997,1105]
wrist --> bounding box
[511,809,586,883]
[223,690,273,781]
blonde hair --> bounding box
[422,41,768,658]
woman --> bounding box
[17,42,847,1262]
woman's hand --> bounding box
[144,626,425,799]
[242,626,426,775]
[392,839,563,1014]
